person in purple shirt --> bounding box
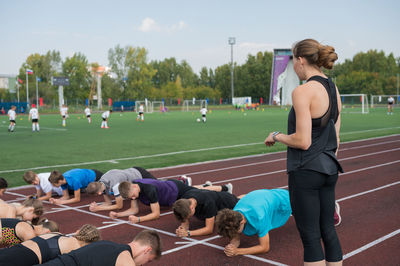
[111,177,231,224]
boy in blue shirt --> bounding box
[215,189,291,257]
[48,169,103,205]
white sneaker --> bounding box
[225,183,233,194]
[203,181,213,187]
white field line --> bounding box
[1,132,399,175]
[343,229,400,260]
[0,142,262,174]
[0,124,67,131]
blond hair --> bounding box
[23,197,44,216]
[23,171,36,184]
[74,224,101,243]
[118,181,132,199]
[37,218,59,232]
[293,39,338,70]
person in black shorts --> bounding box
[113,177,231,225]
[38,230,162,266]
[387,96,394,115]
[0,224,100,266]
[172,184,239,237]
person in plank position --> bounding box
[48,169,103,205]
[114,177,232,224]
[39,230,162,266]
[215,189,291,257]
[172,181,237,237]
[86,167,156,212]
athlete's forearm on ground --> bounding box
[116,208,138,217]
[235,244,270,255]
[38,192,52,201]
[59,196,80,204]
[94,203,121,211]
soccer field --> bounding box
[1,107,399,187]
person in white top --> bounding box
[84,106,92,123]
[137,104,144,121]
[200,107,207,123]
[28,104,40,132]
[7,105,17,132]
[23,171,63,201]
[387,96,394,115]
[60,104,68,127]
[101,109,112,129]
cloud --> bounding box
[239,42,275,51]
[137,18,187,33]
[138,17,160,32]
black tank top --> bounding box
[1,218,34,241]
[287,76,343,174]
[31,234,63,263]
[64,240,132,265]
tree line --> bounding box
[1,46,399,104]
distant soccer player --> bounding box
[7,105,17,132]
[84,106,92,123]
[137,104,144,121]
[28,104,40,132]
[200,106,207,123]
[60,104,68,127]
[101,109,112,128]
[387,96,394,115]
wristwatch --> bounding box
[272,131,281,142]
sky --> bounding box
[1,0,399,75]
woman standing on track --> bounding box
[265,39,343,265]
[0,224,100,266]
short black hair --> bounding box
[0,177,8,189]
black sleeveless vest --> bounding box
[286,76,343,175]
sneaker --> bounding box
[178,175,192,186]
[334,201,341,226]
[203,181,213,187]
[225,183,233,194]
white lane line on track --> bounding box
[343,229,400,260]
[2,133,399,175]
[337,181,400,203]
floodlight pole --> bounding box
[26,72,29,108]
[229,37,236,103]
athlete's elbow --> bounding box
[299,140,311,150]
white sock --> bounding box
[105,122,108,127]
[36,124,40,131]
[101,121,104,128]
[62,120,66,126]
[32,124,35,131]
[11,125,15,131]
[141,115,144,121]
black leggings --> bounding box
[132,167,156,179]
[289,169,342,262]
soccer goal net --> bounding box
[370,95,398,108]
[151,101,165,113]
[135,101,151,113]
[341,94,369,114]
[182,99,207,112]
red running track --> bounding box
[3,134,400,265]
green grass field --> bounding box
[1,106,399,187]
